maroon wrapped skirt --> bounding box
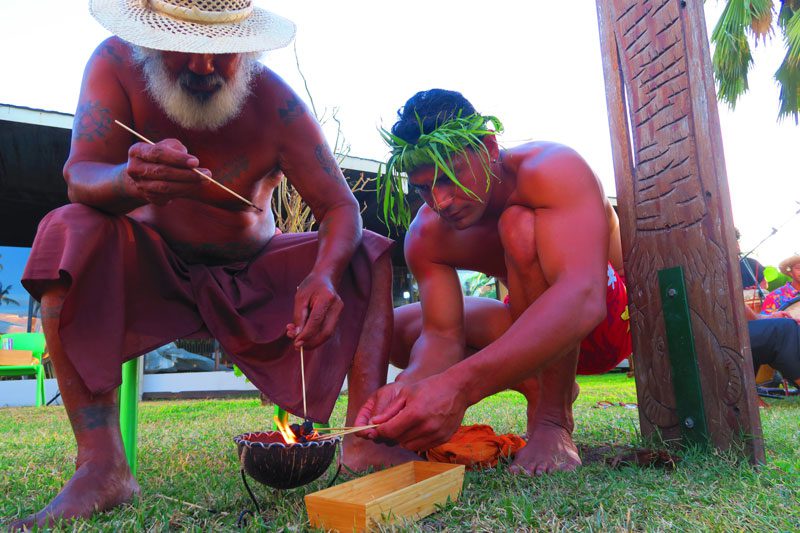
[22,204,392,422]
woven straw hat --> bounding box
[779,254,800,275]
[89,0,296,53]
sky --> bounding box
[0,0,798,304]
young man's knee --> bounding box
[498,206,536,266]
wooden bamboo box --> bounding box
[305,461,465,532]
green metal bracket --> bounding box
[658,266,710,447]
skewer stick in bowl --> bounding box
[315,425,379,432]
[315,425,379,440]
[113,120,263,212]
[300,345,307,420]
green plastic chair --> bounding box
[0,332,48,407]
[119,358,140,475]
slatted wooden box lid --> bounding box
[305,461,465,532]
[0,349,36,366]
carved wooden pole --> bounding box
[596,0,764,463]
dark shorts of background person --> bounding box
[21,204,393,422]
[749,318,800,382]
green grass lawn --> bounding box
[1,373,798,531]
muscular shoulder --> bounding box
[404,205,457,268]
[508,141,604,207]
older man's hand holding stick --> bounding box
[114,120,263,212]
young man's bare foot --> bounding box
[341,435,420,472]
[510,420,582,475]
[9,457,140,530]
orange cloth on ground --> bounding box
[424,424,526,470]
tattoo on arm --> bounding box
[278,96,305,125]
[315,145,341,179]
[112,167,128,199]
[75,100,112,142]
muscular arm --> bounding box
[274,86,361,285]
[398,216,466,382]
[64,39,206,214]
[444,148,609,406]
[63,39,147,214]
[271,79,361,346]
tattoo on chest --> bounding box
[100,43,124,64]
[315,145,341,179]
[278,96,305,125]
[216,155,250,185]
[75,100,112,142]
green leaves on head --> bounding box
[376,112,504,228]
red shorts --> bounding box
[504,264,632,375]
[577,265,632,374]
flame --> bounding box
[274,416,298,444]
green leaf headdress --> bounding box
[376,111,504,228]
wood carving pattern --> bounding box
[599,0,763,459]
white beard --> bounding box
[131,46,260,131]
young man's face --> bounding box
[408,148,492,229]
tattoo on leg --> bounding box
[75,100,112,142]
[40,294,66,320]
[74,405,116,432]
[278,96,305,125]
[315,145,341,179]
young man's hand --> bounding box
[354,374,468,452]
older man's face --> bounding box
[133,47,259,131]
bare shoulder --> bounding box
[250,66,309,126]
[405,205,457,264]
[507,141,604,207]
[93,36,134,67]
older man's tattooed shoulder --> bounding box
[278,96,305,125]
[99,42,125,64]
[75,100,112,142]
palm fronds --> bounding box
[376,113,503,228]
[776,4,800,121]
[710,0,800,121]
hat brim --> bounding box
[779,255,800,274]
[89,0,296,53]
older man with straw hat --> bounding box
[12,1,415,528]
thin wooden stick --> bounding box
[300,345,307,419]
[114,120,263,212]
[315,425,379,440]
[315,426,379,432]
